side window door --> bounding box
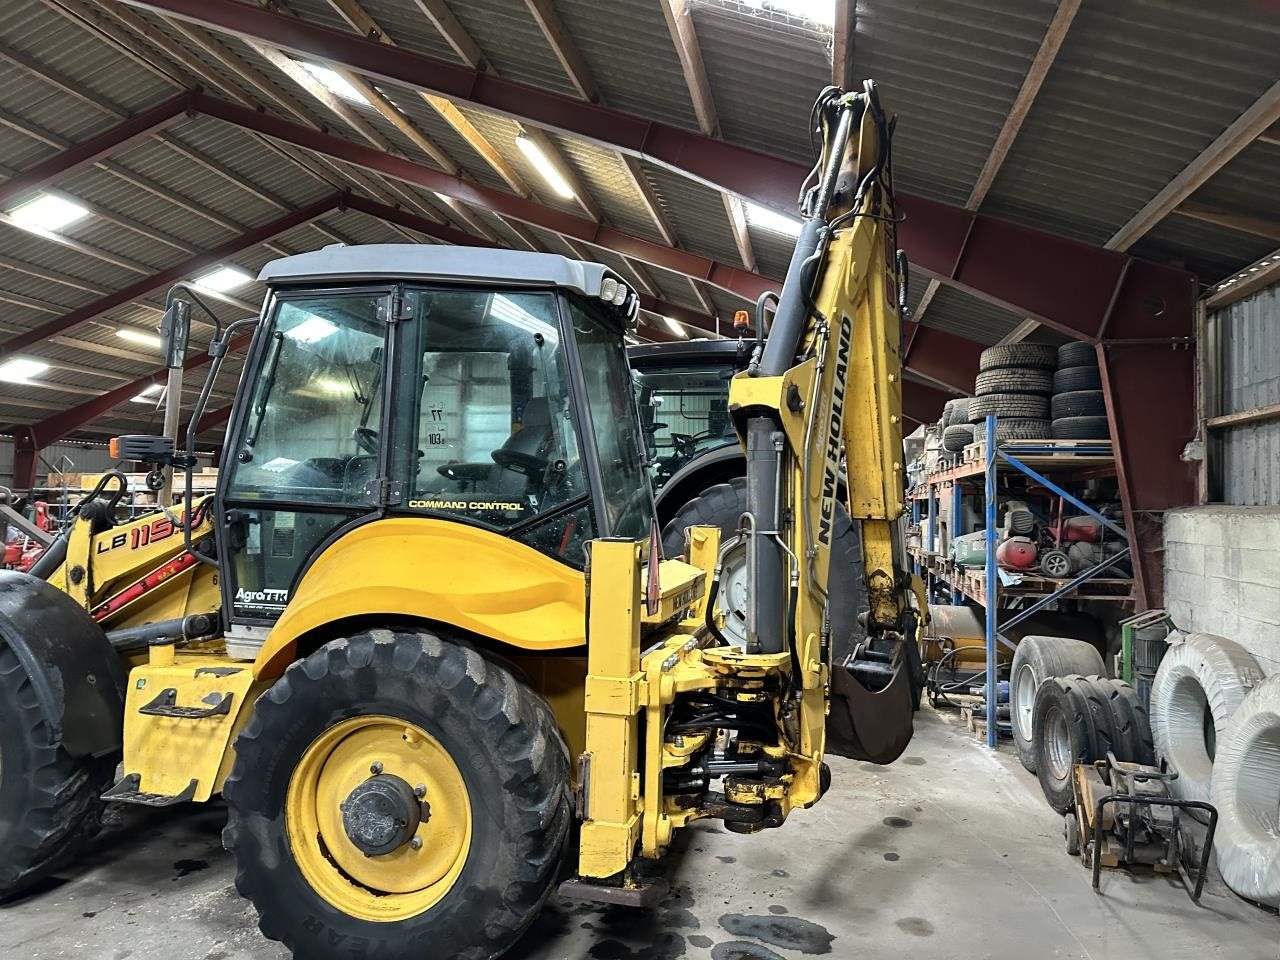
[220,289,390,622]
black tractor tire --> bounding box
[1051,390,1106,419]
[942,423,974,452]
[1052,416,1110,440]
[1101,679,1155,766]
[968,393,1050,422]
[0,641,114,899]
[662,478,866,662]
[1057,342,1096,369]
[974,368,1053,397]
[1053,365,1102,393]
[978,343,1057,372]
[223,629,572,960]
[1033,675,1117,813]
[1010,636,1106,774]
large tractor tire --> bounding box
[0,572,125,900]
[661,477,867,663]
[0,642,115,899]
[1009,636,1106,774]
[224,628,571,960]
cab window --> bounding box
[402,290,590,556]
[226,291,386,505]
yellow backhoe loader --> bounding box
[0,83,921,959]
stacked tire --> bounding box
[968,344,1054,441]
[1052,342,1109,440]
[941,398,973,453]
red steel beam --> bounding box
[118,2,1200,346]
[0,92,193,209]
[901,380,952,426]
[0,193,342,359]
[116,0,801,210]
[194,93,773,303]
[902,321,983,394]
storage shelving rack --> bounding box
[907,415,1135,748]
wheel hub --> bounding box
[339,774,428,856]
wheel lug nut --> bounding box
[414,784,426,798]
[370,762,383,775]
[410,837,422,850]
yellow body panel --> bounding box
[120,651,264,802]
[255,517,588,679]
[51,499,220,632]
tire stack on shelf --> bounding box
[940,397,972,453]
[1149,633,1280,907]
[967,343,1056,442]
[1052,342,1109,440]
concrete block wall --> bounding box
[1163,506,1280,675]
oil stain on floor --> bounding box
[718,914,835,955]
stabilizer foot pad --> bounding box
[558,877,669,908]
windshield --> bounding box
[226,291,387,504]
[632,360,737,489]
[566,295,653,541]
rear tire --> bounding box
[0,641,113,899]
[1010,636,1106,774]
[1033,676,1117,813]
[224,629,571,960]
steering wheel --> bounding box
[491,448,549,478]
[353,426,379,455]
[670,432,698,457]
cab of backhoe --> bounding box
[212,245,656,657]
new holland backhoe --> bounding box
[0,83,921,960]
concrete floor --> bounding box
[3,707,1277,960]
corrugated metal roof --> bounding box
[0,0,1275,447]
[920,284,1025,345]
[981,0,1280,247]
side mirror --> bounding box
[159,298,191,369]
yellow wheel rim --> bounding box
[285,715,472,922]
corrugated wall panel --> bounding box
[1212,282,1280,506]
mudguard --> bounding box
[0,571,127,758]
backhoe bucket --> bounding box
[825,659,914,764]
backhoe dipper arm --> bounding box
[730,83,917,767]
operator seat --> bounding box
[490,397,554,496]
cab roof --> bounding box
[258,243,624,298]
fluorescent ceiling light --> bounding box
[515,134,576,200]
[285,316,338,344]
[194,265,252,294]
[117,327,163,349]
[298,62,369,105]
[131,383,164,404]
[0,357,50,384]
[662,316,689,339]
[744,201,803,237]
[8,193,90,232]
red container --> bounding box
[997,536,1038,570]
